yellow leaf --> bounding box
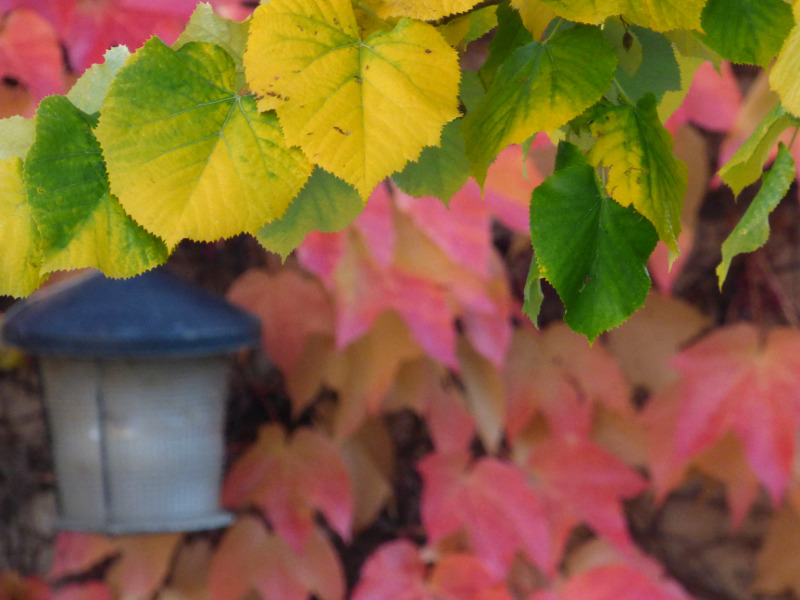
[541,0,704,31]
[510,0,558,40]
[770,23,800,117]
[365,0,484,20]
[245,0,460,199]
[0,158,44,297]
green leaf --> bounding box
[96,39,313,247]
[464,24,617,185]
[719,103,800,197]
[540,0,705,31]
[0,158,44,296]
[522,252,544,327]
[531,142,658,341]
[392,119,469,202]
[717,144,796,286]
[479,2,534,89]
[613,25,680,104]
[25,96,167,277]
[603,17,643,77]
[174,2,250,90]
[256,168,364,260]
[0,116,34,160]
[588,94,687,253]
[437,5,497,47]
[701,0,794,66]
[66,46,131,114]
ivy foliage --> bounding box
[2,0,800,339]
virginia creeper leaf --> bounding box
[25,96,168,277]
[256,168,364,260]
[588,94,687,253]
[66,46,130,115]
[539,0,705,31]
[245,0,460,199]
[96,38,313,247]
[531,142,658,341]
[700,0,793,67]
[612,26,680,104]
[221,424,352,553]
[210,517,344,600]
[464,24,617,185]
[771,24,800,118]
[671,324,800,502]
[553,562,692,600]
[392,119,470,202]
[418,452,554,576]
[718,103,800,196]
[0,157,44,296]
[717,143,796,285]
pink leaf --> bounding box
[671,324,800,502]
[222,424,353,552]
[226,268,334,374]
[418,451,554,577]
[210,517,344,600]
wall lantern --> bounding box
[1,268,260,535]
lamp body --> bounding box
[1,269,261,534]
[41,356,231,534]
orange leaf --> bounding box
[209,517,344,600]
[222,424,352,552]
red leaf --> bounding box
[0,8,63,110]
[50,532,118,580]
[222,424,352,552]
[666,61,741,133]
[227,268,334,374]
[553,564,689,600]
[52,583,112,600]
[671,324,800,502]
[209,517,344,600]
[528,436,648,557]
[0,572,50,600]
[351,541,513,600]
[418,451,554,577]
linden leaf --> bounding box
[66,46,130,115]
[436,6,498,48]
[256,168,364,260]
[0,157,44,296]
[364,0,483,21]
[771,24,800,118]
[588,95,687,253]
[531,142,658,341]
[0,116,42,296]
[245,0,460,199]
[718,103,800,196]
[96,39,313,247]
[700,0,794,67]
[612,26,680,104]
[540,0,704,31]
[25,96,168,277]
[510,0,558,40]
[391,119,470,202]
[463,24,616,185]
[717,143,796,286]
